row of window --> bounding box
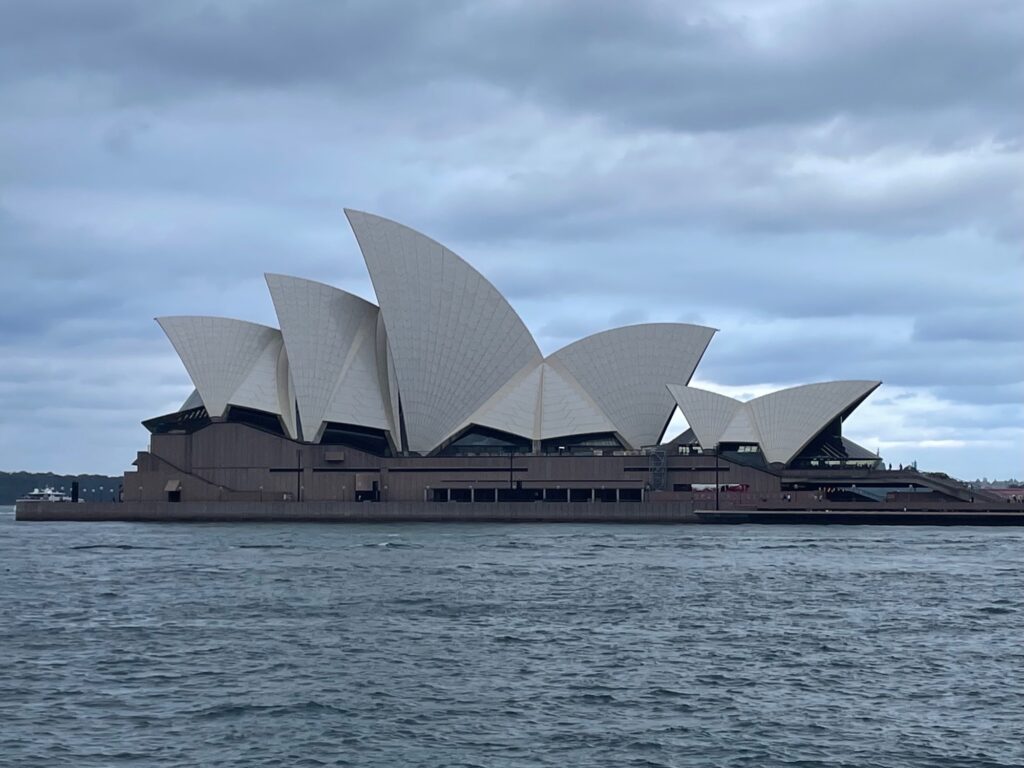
[429,487,644,502]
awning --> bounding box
[164,479,181,492]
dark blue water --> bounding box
[2,508,1023,767]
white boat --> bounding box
[16,487,76,503]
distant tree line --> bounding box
[0,472,122,505]
[969,478,1023,489]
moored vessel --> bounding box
[16,487,77,503]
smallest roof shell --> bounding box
[668,380,881,465]
[156,316,283,420]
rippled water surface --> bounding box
[2,507,1023,767]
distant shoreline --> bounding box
[0,472,121,505]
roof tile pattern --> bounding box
[266,274,390,440]
[718,405,761,445]
[467,362,543,438]
[552,324,716,448]
[231,333,286,416]
[374,313,402,440]
[668,380,881,465]
[748,381,880,465]
[462,360,617,441]
[157,316,281,419]
[539,361,617,439]
[346,209,543,454]
[275,342,298,439]
[664,384,743,448]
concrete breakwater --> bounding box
[16,500,1024,524]
[15,500,701,523]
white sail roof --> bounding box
[156,316,283,420]
[230,332,288,417]
[375,312,402,442]
[551,323,716,449]
[664,385,743,449]
[346,209,543,454]
[747,380,880,465]
[718,404,760,445]
[539,360,617,439]
[153,210,885,461]
[668,380,881,465]
[464,361,543,439]
[460,359,615,442]
[266,274,390,441]
[275,341,298,439]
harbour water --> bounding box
[2,506,1022,766]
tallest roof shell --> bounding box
[345,209,543,454]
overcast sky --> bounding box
[2,0,1022,479]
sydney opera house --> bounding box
[128,210,983,509]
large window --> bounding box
[540,432,623,455]
[143,406,210,435]
[319,422,393,456]
[226,406,286,436]
[439,425,532,456]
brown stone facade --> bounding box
[123,421,1018,514]
[126,421,780,504]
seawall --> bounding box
[15,500,700,523]
[15,500,1024,524]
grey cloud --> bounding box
[0,0,449,101]
[484,231,1021,329]
[4,2,1021,246]
[932,383,1024,407]
[702,322,1023,392]
[463,1,1023,135]
[913,305,1024,343]
[424,131,1023,243]
[901,403,1024,432]
[4,0,1020,136]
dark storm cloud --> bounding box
[458,1,1023,140]
[1,0,1021,476]
[3,1,1022,240]
[0,0,448,99]
[4,0,1020,134]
